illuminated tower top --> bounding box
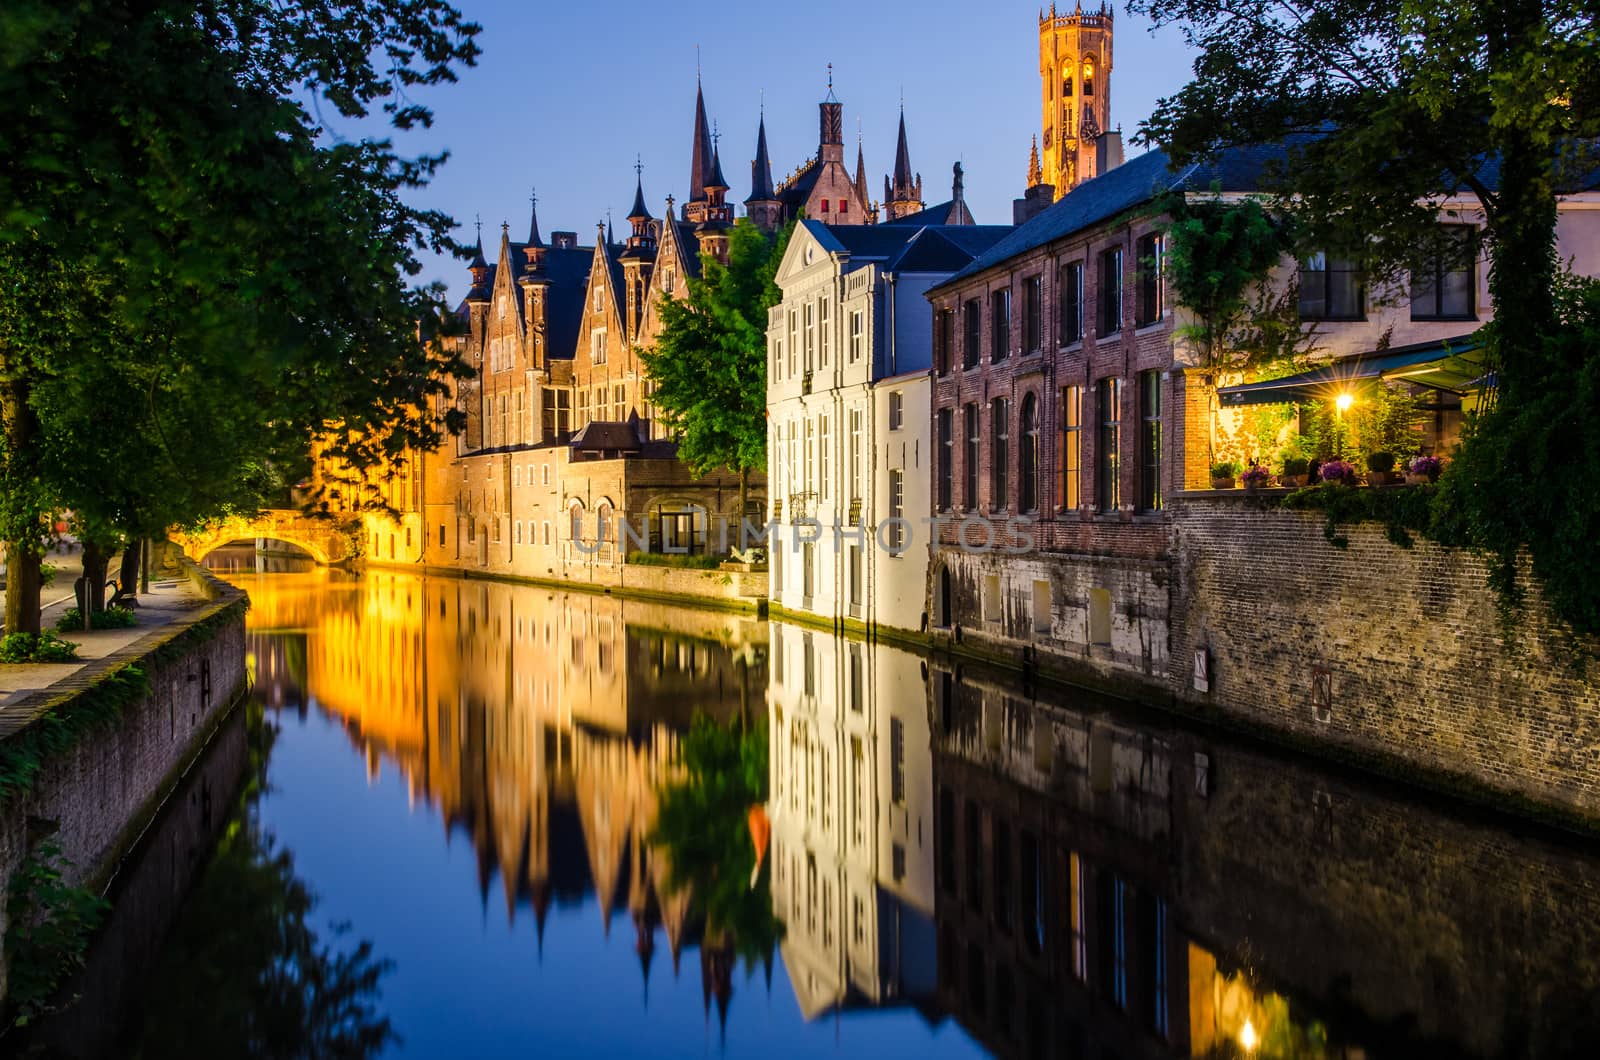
[1037,2,1114,199]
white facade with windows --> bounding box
[766,625,936,1018]
[766,220,1008,634]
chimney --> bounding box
[1013,183,1055,225]
[1096,130,1124,177]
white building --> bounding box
[766,624,937,1018]
[766,220,1009,636]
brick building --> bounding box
[360,76,946,594]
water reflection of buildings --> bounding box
[928,660,1600,1060]
[242,568,766,991]
[766,624,940,1022]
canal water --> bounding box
[47,552,1600,1057]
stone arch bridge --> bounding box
[171,510,362,566]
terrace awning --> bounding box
[1216,333,1488,407]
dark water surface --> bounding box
[44,552,1600,1058]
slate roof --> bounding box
[883,198,975,227]
[799,220,1012,275]
[889,226,1012,273]
[935,136,1600,292]
[569,421,643,452]
[457,242,593,362]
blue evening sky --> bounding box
[336,1,1198,302]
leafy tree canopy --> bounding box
[1133,0,1600,387]
[0,0,480,630]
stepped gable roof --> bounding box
[776,157,823,212]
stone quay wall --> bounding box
[1167,496,1600,822]
[0,556,248,1006]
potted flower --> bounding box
[1279,456,1310,488]
[1210,461,1240,490]
[1366,451,1399,485]
[1320,458,1358,485]
[1241,465,1272,491]
[1407,454,1443,485]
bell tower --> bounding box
[1038,2,1114,199]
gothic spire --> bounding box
[854,133,869,209]
[892,106,914,194]
[628,159,652,222]
[689,78,713,205]
[706,123,729,194]
[746,112,775,203]
[469,215,488,270]
[526,187,544,247]
[1027,135,1043,188]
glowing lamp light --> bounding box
[1334,392,1355,413]
[1240,1019,1260,1052]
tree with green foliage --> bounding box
[130,710,396,1057]
[1133,0,1599,387]
[640,220,792,517]
[649,713,781,968]
[1135,0,1600,636]
[0,0,480,634]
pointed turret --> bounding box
[527,187,545,248]
[706,141,729,197]
[688,78,713,206]
[892,108,914,192]
[884,105,925,221]
[620,163,657,338]
[745,111,782,232]
[628,177,652,225]
[1028,136,1043,188]
[854,137,869,211]
[466,217,492,305]
[694,126,734,263]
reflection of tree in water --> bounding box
[650,714,782,1016]
[130,712,396,1059]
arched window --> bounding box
[567,500,585,543]
[1020,393,1040,513]
[595,501,614,548]
[991,398,1010,511]
[1082,60,1095,96]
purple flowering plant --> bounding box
[1409,455,1443,479]
[1320,459,1358,483]
[1241,465,1272,487]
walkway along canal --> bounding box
[10,551,1595,1057]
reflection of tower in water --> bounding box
[245,569,765,1002]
